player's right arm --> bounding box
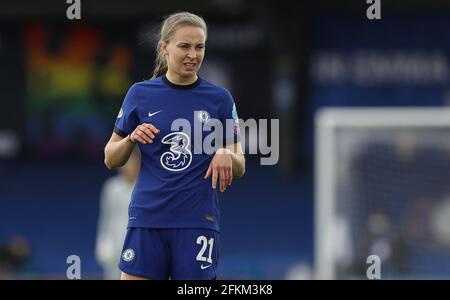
[104,123,159,169]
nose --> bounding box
[187,48,197,59]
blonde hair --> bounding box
[151,12,207,79]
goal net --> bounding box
[315,108,450,279]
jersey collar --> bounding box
[162,74,201,90]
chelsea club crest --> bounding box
[197,110,210,124]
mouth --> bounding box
[183,63,197,69]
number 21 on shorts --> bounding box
[196,235,214,268]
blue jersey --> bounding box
[113,75,240,232]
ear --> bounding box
[160,41,168,55]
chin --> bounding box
[179,71,197,78]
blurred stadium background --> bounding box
[2,0,450,279]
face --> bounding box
[162,26,206,82]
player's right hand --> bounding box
[130,123,160,144]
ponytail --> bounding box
[151,42,168,79]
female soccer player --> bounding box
[104,11,245,280]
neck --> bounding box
[165,70,197,85]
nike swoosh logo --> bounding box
[200,264,212,270]
[148,110,162,117]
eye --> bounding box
[179,44,189,49]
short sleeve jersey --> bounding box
[114,75,240,232]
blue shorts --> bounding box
[118,227,219,280]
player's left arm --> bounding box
[204,142,245,192]
[226,142,245,179]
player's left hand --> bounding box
[204,148,233,192]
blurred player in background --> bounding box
[104,11,245,280]
[96,148,140,280]
[0,235,35,279]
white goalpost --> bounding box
[315,108,450,279]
